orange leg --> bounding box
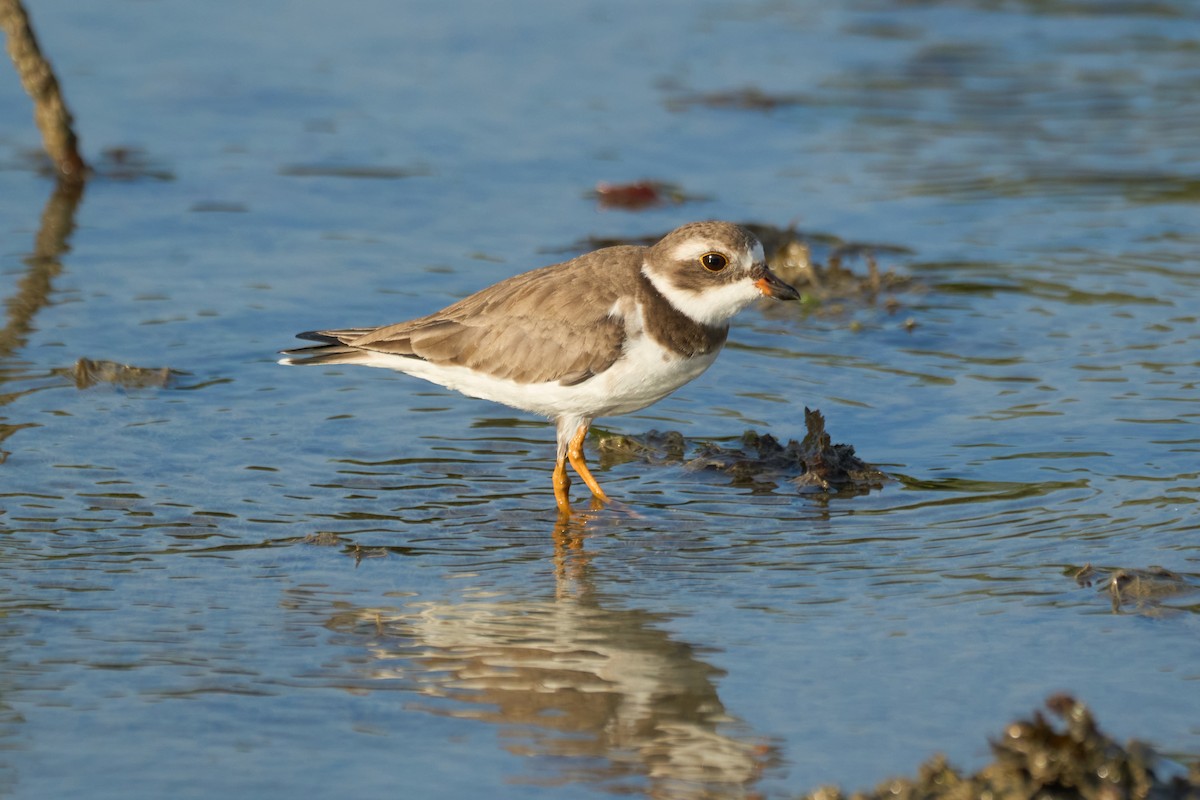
[567,422,611,505]
[553,455,573,517]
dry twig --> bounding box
[1,0,88,181]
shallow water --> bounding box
[1,1,1198,798]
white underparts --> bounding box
[342,300,721,421]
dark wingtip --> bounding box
[278,330,343,359]
[295,330,341,344]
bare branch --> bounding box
[1,0,88,182]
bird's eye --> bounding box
[699,252,728,272]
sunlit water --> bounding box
[2,1,1198,798]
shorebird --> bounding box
[280,221,799,516]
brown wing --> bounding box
[344,246,644,385]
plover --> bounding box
[280,221,800,516]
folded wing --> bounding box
[281,247,640,386]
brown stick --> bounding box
[0,0,88,182]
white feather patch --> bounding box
[667,238,765,268]
[642,267,763,327]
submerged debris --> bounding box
[793,407,884,492]
[62,358,175,389]
[92,146,174,181]
[22,145,175,182]
[598,428,689,466]
[1074,565,1199,616]
[1106,567,1197,614]
[745,223,917,314]
[303,531,344,546]
[665,86,809,112]
[352,544,388,567]
[1074,563,1099,587]
[597,407,886,496]
[302,532,388,566]
[805,695,1200,800]
[278,162,427,180]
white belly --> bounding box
[355,333,721,421]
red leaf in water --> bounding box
[594,180,665,209]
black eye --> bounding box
[700,252,728,272]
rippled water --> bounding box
[2,1,1198,798]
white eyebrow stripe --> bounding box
[667,239,722,262]
[667,239,764,272]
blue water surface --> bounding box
[1,1,1198,798]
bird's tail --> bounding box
[277,329,375,366]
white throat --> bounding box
[642,263,763,327]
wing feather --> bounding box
[285,246,643,385]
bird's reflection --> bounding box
[323,527,779,798]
